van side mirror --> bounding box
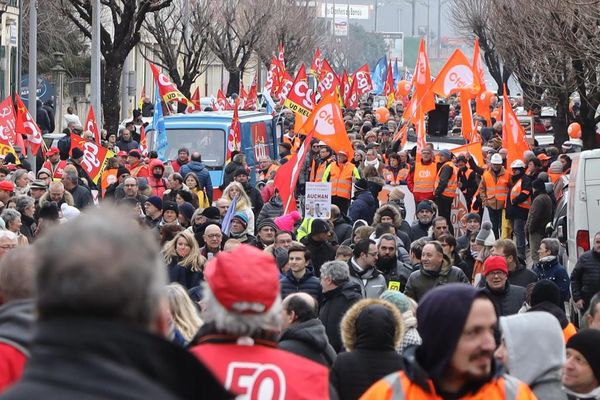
[557,216,567,243]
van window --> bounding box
[585,158,600,181]
[164,129,225,168]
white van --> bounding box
[565,149,600,272]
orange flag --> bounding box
[413,38,436,114]
[473,40,492,125]
[459,92,476,142]
[502,88,530,169]
[451,141,485,167]
[472,39,486,93]
[298,92,353,158]
[431,49,478,97]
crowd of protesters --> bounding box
[0,94,598,400]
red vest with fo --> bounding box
[191,342,330,399]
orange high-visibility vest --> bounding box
[563,322,577,343]
[413,162,437,194]
[383,168,409,185]
[324,162,359,199]
[482,170,509,203]
[509,178,531,209]
[313,159,332,182]
[434,161,458,198]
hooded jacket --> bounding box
[147,159,168,198]
[332,215,353,245]
[331,300,404,400]
[348,189,377,225]
[179,160,213,202]
[38,190,75,208]
[319,281,362,353]
[348,258,387,299]
[499,312,568,400]
[0,300,35,392]
[256,195,283,228]
[278,318,336,367]
[373,204,412,250]
[570,249,600,309]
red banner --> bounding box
[283,65,314,117]
[352,64,372,97]
[15,94,42,154]
[70,134,114,184]
[317,59,340,98]
[0,97,17,145]
[149,63,189,105]
[85,105,100,143]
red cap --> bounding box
[204,244,280,314]
[117,151,128,157]
[483,255,508,276]
[537,153,550,161]
[0,180,15,192]
[46,147,59,156]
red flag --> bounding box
[217,89,232,111]
[14,94,42,154]
[274,132,314,213]
[277,43,286,72]
[340,70,350,105]
[318,59,340,98]
[0,97,17,145]
[139,125,148,156]
[384,61,395,107]
[85,106,101,144]
[70,134,114,184]
[265,56,282,96]
[345,78,359,110]
[310,48,323,76]
[352,64,372,97]
[245,75,258,110]
[277,71,294,103]
[149,63,190,105]
[191,87,200,107]
[226,98,241,163]
[502,87,530,169]
[283,65,314,117]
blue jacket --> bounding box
[348,190,376,225]
[533,256,571,302]
[167,257,203,290]
[280,269,322,301]
[180,161,213,202]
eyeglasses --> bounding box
[487,271,506,277]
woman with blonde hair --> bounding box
[162,230,205,289]
[166,283,203,344]
[220,181,254,233]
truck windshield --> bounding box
[162,129,225,168]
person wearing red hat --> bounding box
[0,180,14,207]
[322,150,361,216]
[190,245,331,399]
[42,148,67,182]
[127,149,149,179]
[481,255,526,316]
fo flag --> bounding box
[149,63,189,106]
[85,105,101,143]
[14,94,42,154]
[70,134,114,184]
[274,132,314,214]
[283,65,314,117]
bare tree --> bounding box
[140,0,212,98]
[449,0,511,94]
[59,0,172,134]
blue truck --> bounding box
[146,111,280,189]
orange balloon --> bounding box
[375,107,390,124]
[396,80,411,97]
[568,122,581,139]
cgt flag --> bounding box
[283,65,314,118]
[274,132,314,214]
[0,97,17,145]
[352,64,372,97]
[431,49,478,98]
[70,134,114,184]
[225,98,241,163]
[85,105,101,144]
[14,94,42,154]
[149,63,190,106]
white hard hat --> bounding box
[490,154,503,165]
[510,159,526,169]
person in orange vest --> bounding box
[322,150,361,216]
[127,149,149,179]
[100,157,119,198]
[360,284,536,400]
[313,145,334,183]
[256,157,279,183]
[278,142,292,164]
[42,147,68,181]
[506,159,532,261]
[383,153,409,186]
[434,149,458,235]
[407,147,436,204]
[479,153,508,239]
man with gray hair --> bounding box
[190,244,331,398]
[1,207,230,399]
[0,248,36,392]
[318,260,362,353]
[61,170,92,210]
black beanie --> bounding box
[162,201,179,215]
[566,329,600,383]
[530,280,561,308]
[416,284,492,380]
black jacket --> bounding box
[280,269,322,301]
[483,282,527,316]
[333,216,353,245]
[410,221,432,242]
[1,317,231,400]
[301,236,336,277]
[68,184,94,210]
[278,318,337,367]
[348,190,377,225]
[570,250,600,308]
[319,281,362,353]
[506,174,532,220]
[243,183,264,222]
[508,261,538,288]
[167,257,203,290]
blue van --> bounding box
[146,111,279,188]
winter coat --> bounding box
[36,100,52,134]
[377,258,414,293]
[280,270,322,302]
[333,215,353,245]
[39,190,75,208]
[0,317,231,400]
[348,190,377,225]
[366,176,385,201]
[499,312,568,400]
[166,257,203,290]
[319,281,362,353]
[242,183,264,220]
[300,236,336,277]
[68,184,93,210]
[0,300,35,392]
[506,174,532,220]
[532,256,571,302]
[146,159,168,198]
[221,161,244,190]
[19,215,36,243]
[526,192,553,234]
[570,249,600,308]
[509,261,538,288]
[373,204,411,250]
[278,319,336,367]
[348,258,387,299]
[409,221,432,242]
[179,161,213,202]
[483,282,527,316]
[115,137,140,153]
[404,265,469,302]
[331,300,404,400]
[256,196,283,228]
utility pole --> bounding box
[410,0,415,36]
[91,0,102,128]
[27,0,36,172]
[437,0,442,58]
